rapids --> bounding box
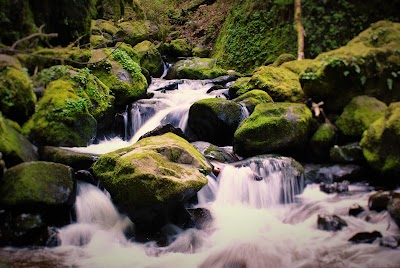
[2,76,399,267]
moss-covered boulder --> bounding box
[360,102,400,177]
[39,146,98,171]
[0,113,38,167]
[0,56,36,124]
[247,66,306,103]
[115,20,159,46]
[163,39,192,59]
[22,79,97,147]
[165,57,227,80]
[335,95,387,139]
[191,141,240,163]
[133,40,163,78]
[188,98,244,146]
[271,53,297,67]
[89,48,148,108]
[309,123,337,161]
[0,161,75,209]
[233,89,274,114]
[92,133,211,230]
[91,19,119,36]
[95,0,125,21]
[233,103,313,158]
[228,77,253,98]
[300,21,400,113]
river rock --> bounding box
[188,98,243,146]
[163,38,192,59]
[317,214,348,231]
[0,161,76,226]
[138,124,188,141]
[330,143,365,164]
[319,181,349,194]
[360,102,400,178]
[115,20,159,47]
[39,146,98,170]
[304,164,366,184]
[309,122,337,161]
[233,103,312,158]
[92,133,211,232]
[349,203,365,217]
[166,57,227,80]
[134,40,164,78]
[0,113,38,167]
[191,141,240,163]
[0,55,36,124]
[300,21,400,113]
[387,194,400,228]
[368,191,390,212]
[335,96,387,139]
[233,89,274,114]
[185,208,213,230]
[349,231,382,244]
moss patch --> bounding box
[134,40,163,77]
[166,57,227,79]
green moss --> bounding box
[0,113,38,167]
[249,66,305,102]
[116,20,158,46]
[0,66,36,124]
[92,133,211,205]
[92,19,119,35]
[116,42,141,63]
[234,102,312,157]
[166,57,227,79]
[164,38,192,58]
[233,89,274,113]
[335,95,387,138]
[22,79,97,147]
[360,102,400,177]
[213,1,296,74]
[133,40,163,77]
[271,53,296,67]
[0,161,74,207]
[229,77,254,98]
[90,35,110,48]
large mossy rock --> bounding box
[115,20,159,47]
[0,161,75,210]
[233,103,313,158]
[188,98,244,146]
[335,95,387,139]
[23,79,98,147]
[89,48,148,108]
[0,113,38,167]
[360,102,400,177]
[233,89,274,114]
[309,123,337,161]
[0,55,36,124]
[300,21,400,113]
[92,133,211,229]
[133,40,164,78]
[165,57,227,80]
[163,39,192,59]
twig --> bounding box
[10,24,58,51]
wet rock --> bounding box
[233,103,312,158]
[233,89,273,114]
[368,191,390,212]
[317,214,348,231]
[185,208,213,230]
[387,194,400,228]
[39,146,98,170]
[330,143,365,164]
[206,84,225,94]
[154,80,182,92]
[349,203,365,217]
[138,124,188,141]
[309,123,337,162]
[134,40,164,78]
[75,170,97,185]
[348,231,382,244]
[209,74,238,86]
[380,236,400,249]
[304,164,366,184]
[166,57,227,80]
[191,141,240,163]
[319,180,349,194]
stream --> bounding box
[1,77,400,267]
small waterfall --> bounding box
[238,102,250,122]
[58,182,133,246]
[213,156,304,208]
[122,110,128,140]
[130,103,143,136]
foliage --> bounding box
[109,49,142,79]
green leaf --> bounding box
[360,76,366,85]
[343,71,350,77]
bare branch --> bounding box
[10,24,58,51]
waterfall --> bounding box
[203,156,304,209]
[58,182,133,247]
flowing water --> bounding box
[2,76,400,267]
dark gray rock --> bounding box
[317,214,348,231]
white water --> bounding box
[38,159,399,268]
[71,79,216,154]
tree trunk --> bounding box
[294,0,305,60]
